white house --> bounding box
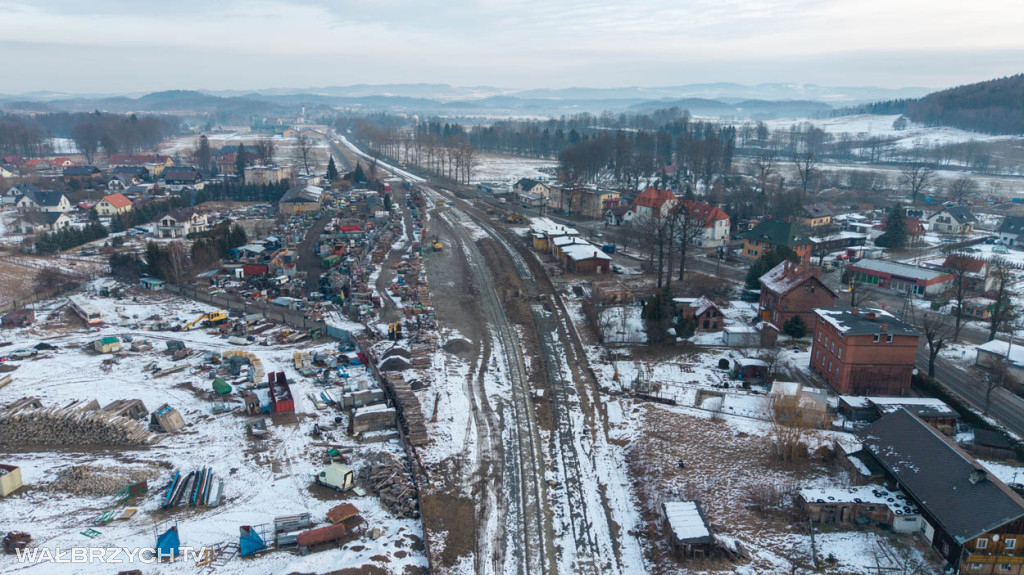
[155,208,210,238]
[678,199,731,248]
[631,187,678,222]
[14,211,72,235]
[15,189,72,213]
[926,206,976,235]
[998,216,1024,246]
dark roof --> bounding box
[281,185,322,204]
[814,307,920,337]
[999,216,1024,235]
[608,205,632,216]
[23,189,68,207]
[860,409,1024,543]
[63,165,101,176]
[162,207,197,222]
[973,429,1014,450]
[759,260,837,299]
[934,205,977,223]
[17,211,66,225]
[739,218,813,247]
[516,178,544,192]
[799,204,833,218]
[163,166,201,181]
[113,165,149,177]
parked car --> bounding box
[993,245,1009,254]
[6,349,37,360]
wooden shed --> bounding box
[1,309,35,328]
[663,500,716,559]
[732,358,769,383]
[0,464,23,497]
[150,404,185,433]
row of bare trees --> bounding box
[632,201,707,290]
[348,118,478,184]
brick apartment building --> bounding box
[759,261,837,334]
[810,307,921,396]
[739,218,815,266]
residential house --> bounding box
[605,205,634,225]
[112,165,150,183]
[860,409,1024,573]
[798,484,921,533]
[14,211,72,234]
[632,187,678,221]
[759,260,837,334]
[96,193,132,217]
[279,185,323,216]
[513,178,550,200]
[0,164,15,178]
[733,358,770,383]
[560,242,612,274]
[155,208,210,238]
[529,217,579,252]
[15,189,72,213]
[109,153,173,177]
[1,309,35,328]
[999,216,1024,246]
[49,157,75,169]
[796,204,834,228]
[942,254,995,292]
[768,381,829,426]
[810,307,921,396]
[871,218,926,243]
[162,166,202,188]
[674,296,725,331]
[739,218,815,265]
[927,206,977,235]
[23,159,51,171]
[678,200,731,248]
[244,165,294,186]
[63,165,102,184]
[217,152,239,176]
[847,259,954,298]
[548,186,620,219]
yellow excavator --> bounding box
[432,235,443,252]
[179,311,229,331]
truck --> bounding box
[315,463,355,492]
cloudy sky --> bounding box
[2,0,1023,94]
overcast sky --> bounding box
[2,0,1023,94]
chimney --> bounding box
[851,307,859,315]
[970,468,988,485]
[810,266,822,279]
[864,312,877,320]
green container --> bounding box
[212,377,232,395]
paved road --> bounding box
[916,343,1024,437]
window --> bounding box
[1000,564,1012,572]
[1007,539,1017,550]
[837,348,842,359]
[970,564,982,571]
[887,334,893,343]
[873,335,880,343]
[977,539,988,550]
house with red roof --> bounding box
[678,200,731,248]
[632,187,678,221]
[49,157,76,169]
[759,260,837,334]
[96,193,133,217]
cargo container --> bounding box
[0,464,23,497]
[268,372,295,414]
[242,263,269,277]
[296,523,346,549]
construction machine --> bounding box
[178,311,229,331]
[431,235,443,252]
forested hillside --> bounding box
[903,74,1024,135]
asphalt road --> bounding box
[916,343,1024,437]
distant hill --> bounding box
[903,74,1024,135]
[627,98,832,119]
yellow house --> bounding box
[796,204,834,228]
[96,193,133,216]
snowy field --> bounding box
[159,132,331,174]
[762,114,1016,150]
[0,287,427,575]
[470,153,557,185]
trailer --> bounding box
[296,523,347,554]
[268,372,295,414]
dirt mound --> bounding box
[382,346,412,359]
[441,338,474,356]
[379,356,412,371]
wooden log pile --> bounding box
[0,402,158,446]
[359,452,418,519]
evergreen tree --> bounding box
[783,315,808,340]
[875,206,908,249]
[235,143,248,178]
[352,162,366,183]
[641,290,672,345]
[326,155,339,182]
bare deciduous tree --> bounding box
[989,257,1016,341]
[899,163,934,204]
[920,313,953,378]
[947,175,976,205]
[294,133,316,175]
[254,137,276,166]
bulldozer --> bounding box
[178,311,229,331]
[506,214,526,224]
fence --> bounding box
[164,284,328,335]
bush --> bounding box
[718,358,730,370]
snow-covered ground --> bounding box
[470,153,557,185]
[762,114,1016,150]
[0,287,427,575]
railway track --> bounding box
[439,206,549,575]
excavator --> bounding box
[431,235,443,252]
[177,311,229,331]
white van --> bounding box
[315,463,355,492]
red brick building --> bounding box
[810,308,921,396]
[759,261,837,334]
